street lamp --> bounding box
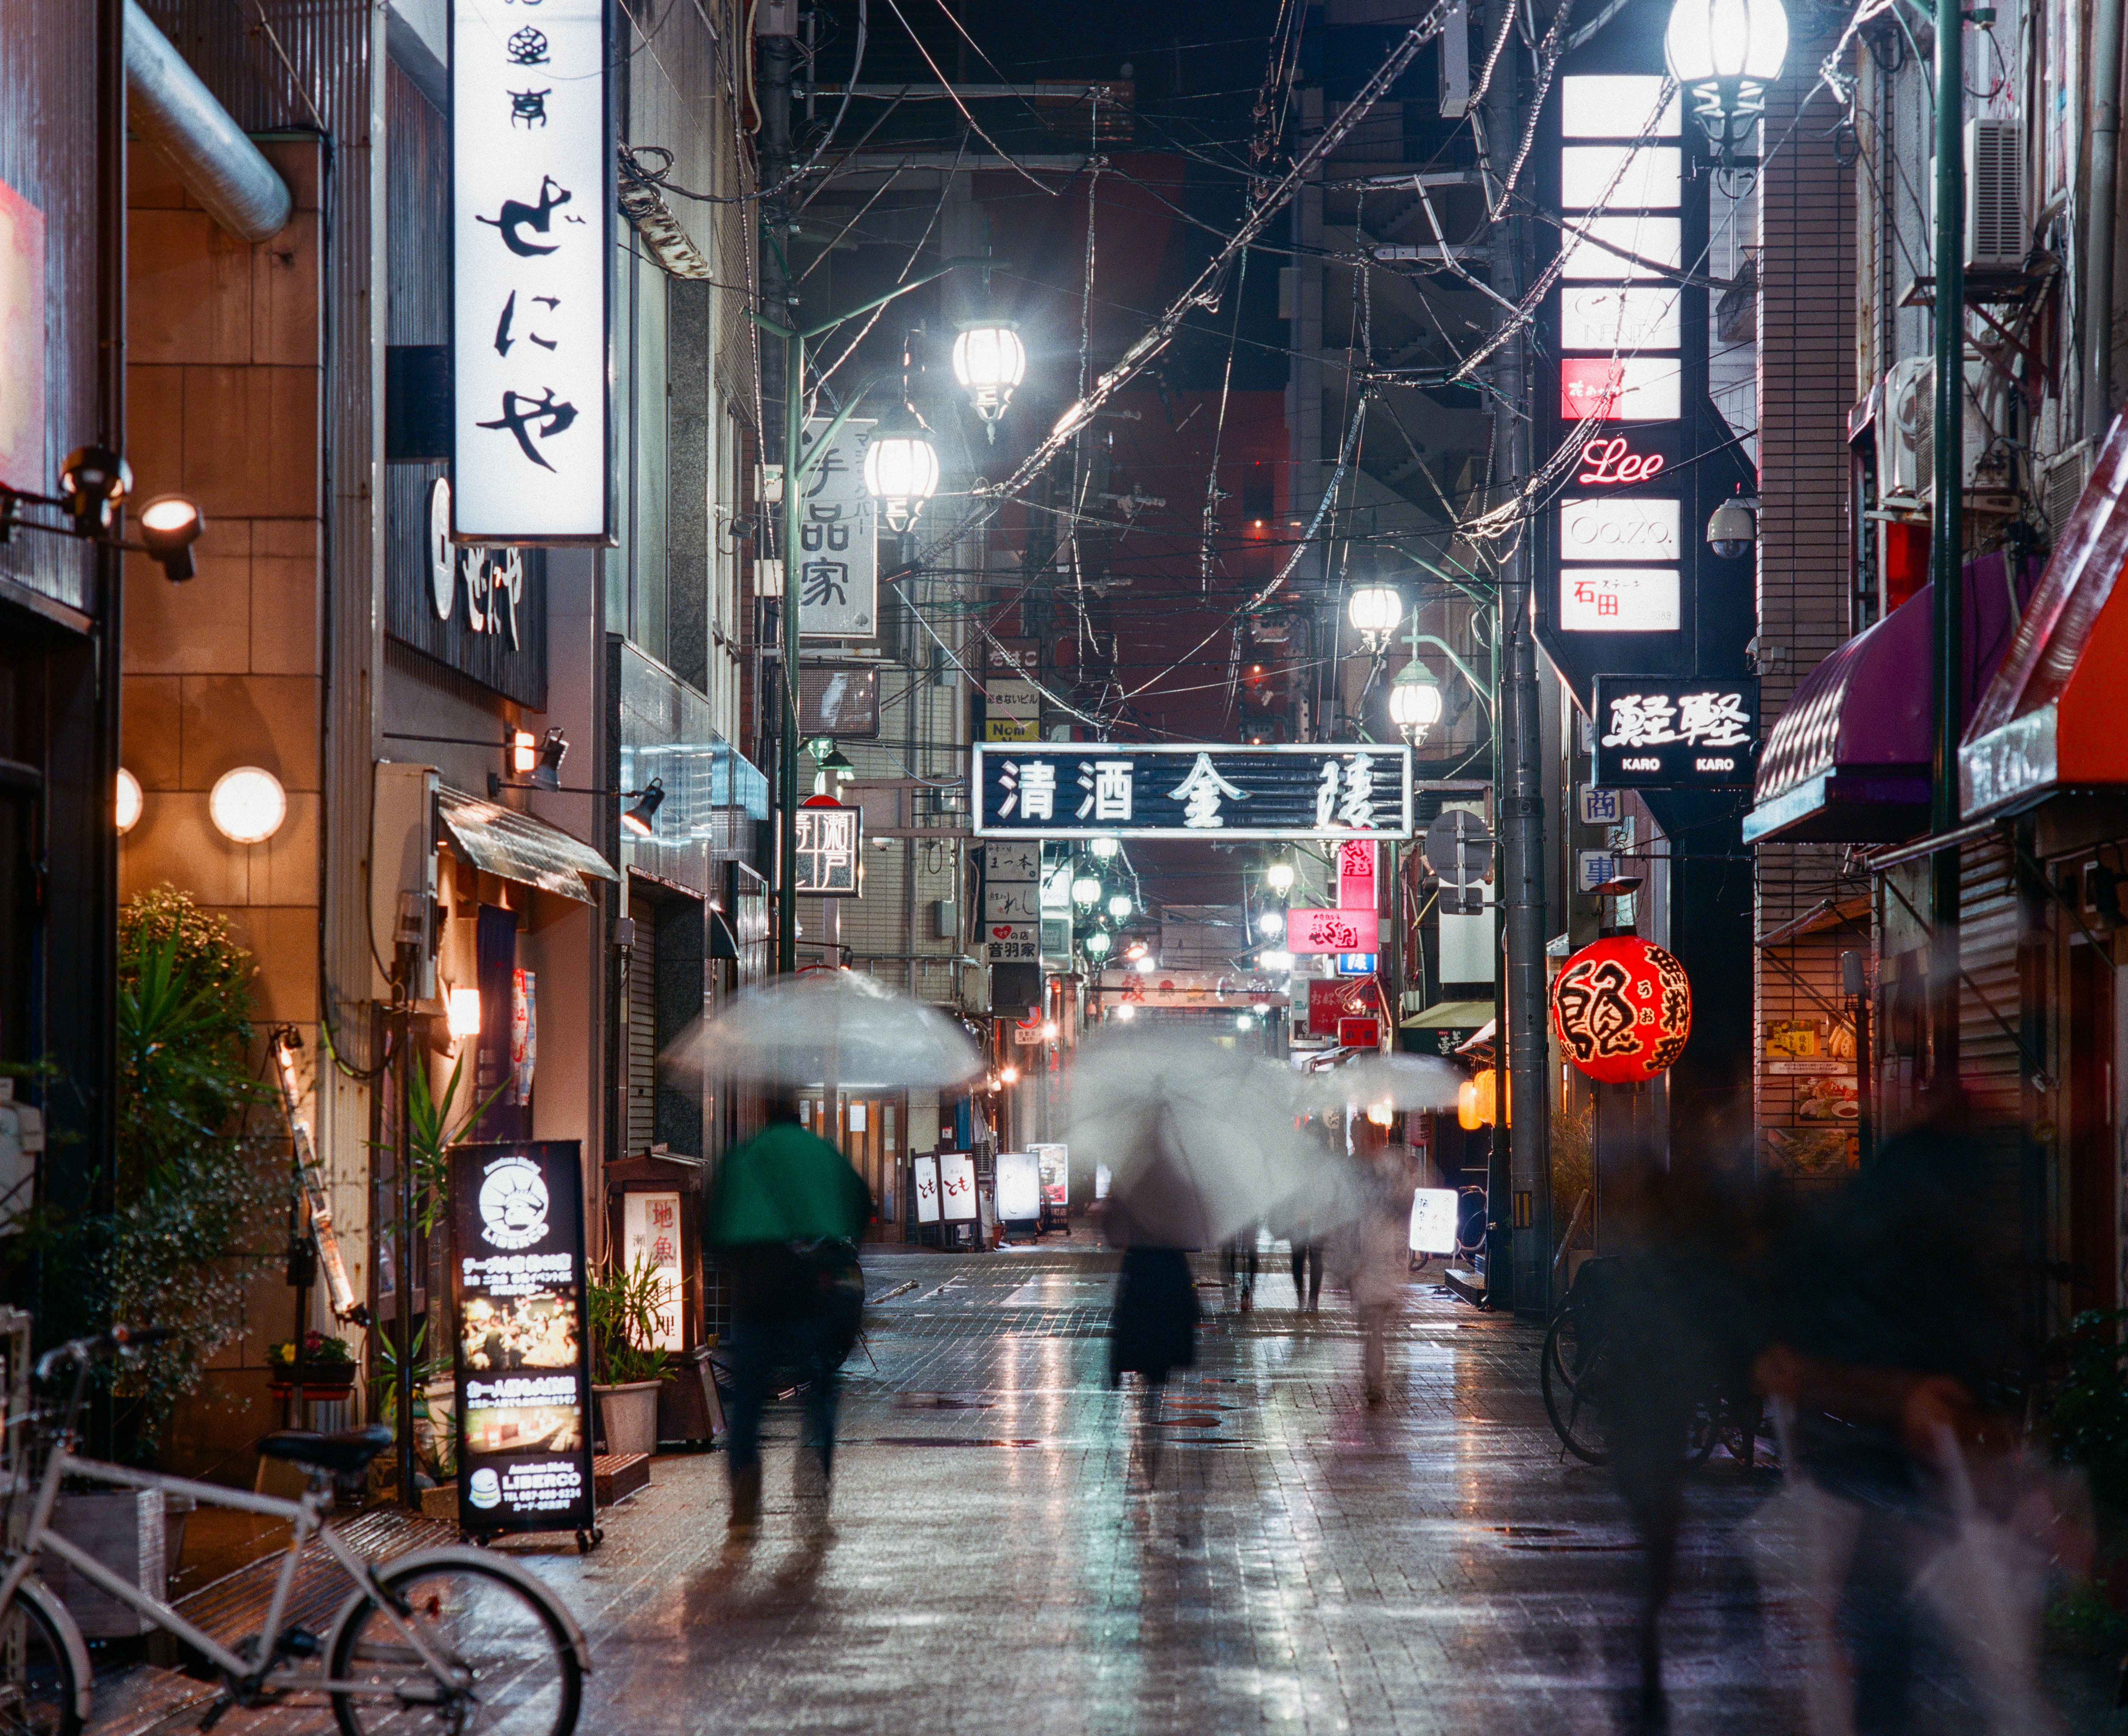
[1346,584,1403,651]
[1664,0,1788,165]
[1389,659,1445,744]
[1257,910,1286,938]
[1089,835,1120,860]
[1083,930,1112,959]
[1072,873,1103,908]
[951,321,1027,439]
[1264,859,1295,895]
[862,411,941,533]
[1107,892,1133,920]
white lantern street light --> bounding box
[1665,0,1788,166]
[1389,659,1446,745]
[1257,910,1286,938]
[209,766,287,845]
[1107,892,1133,920]
[1072,873,1103,907]
[1089,835,1120,860]
[1259,949,1295,971]
[1346,584,1404,651]
[1083,929,1112,959]
[861,415,941,534]
[951,322,1028,439]
[1264,859,1295,895]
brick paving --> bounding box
[101,1240,2118,1733]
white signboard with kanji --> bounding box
[793,804,861,894]
[911,1154,940,1225]
[937,1152,978,1223]
[796,417,878,639]
[452,0,611,542]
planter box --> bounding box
[43,1489,164,1638]
[593,1381,660,1460]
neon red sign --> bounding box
[1576,436,1666,486]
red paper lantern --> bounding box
[1550,936,1692,1082]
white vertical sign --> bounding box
[453,0,609,542]
[798,418,879,638]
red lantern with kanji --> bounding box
[1550,936,1691,1082]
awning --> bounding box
[1744,550,2038,844]
[436,785,618,905]
[1963,415,2128,816]
[1399,998,1495,1030]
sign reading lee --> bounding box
[1591,675,1760,789]
[450,1140,594,1537]
[452,0,610,542]
[973,743,1413,840]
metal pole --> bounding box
[759,9,798,976]
[780,326,802,976]
[396,998,416,1509]
[2090,0,2125,439]
[1929,0,1965,1100]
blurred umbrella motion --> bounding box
[671,967,985,1091]
[1069,1029,1330,1248]
[1290,1052,1464,1117]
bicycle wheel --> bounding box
[328,1556,579,1736]
[1539,1311,1610,1466]
[0,1593,81,1736]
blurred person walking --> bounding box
[1109,1245,1201,1487]
[706,1091,870,1546]
[1332,1144,1417,1405]
[1289,1239,1323,1313]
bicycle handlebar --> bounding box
[33,1325,178,1383]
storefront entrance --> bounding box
[799,1094,903,1240]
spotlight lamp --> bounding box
[861,416,941,533]
[1389,659,1446,744]
[621,778,667,837]
[509,730,538,777]
[1346,584,1404,651]
[1664,0,1789,165]
[136,494,205,581]
[1706,487,1758,560]
[535,726,569,790]
[950,321,1028,438]
[58,446,131,532]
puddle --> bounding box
[895,1392,995,1410]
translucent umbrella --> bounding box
[1290,1052,1464,1117]
[669,968,984,1091]
[1068,1029,1320,1248]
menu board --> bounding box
[937,1152,978,1223]
[450,1140,594,1536]
[994,1152,1041,1223]
[1030,1143,1069,1210]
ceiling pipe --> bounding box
[123,0,291,244]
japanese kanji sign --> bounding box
[1591,675,1759,789]
[452,0,610,542]
[792,803,861,894]
[972,744,1414,840]
[797,418,878,639]
[1288,908,1381,955]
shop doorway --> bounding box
[799,1094,902,1241]
[2068,940,2119,1318]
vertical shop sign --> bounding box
[911,1154,941,1225]
[0,178,45,492]
[620,1190,683,1349]
[451,1140,595,1535]
[797,418,878,638]
[937,1152,978,1222]
[452,0,611,542]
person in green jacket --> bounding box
[706,1091,871,1543]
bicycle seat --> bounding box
[257,1424,394,1474]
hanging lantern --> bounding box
[950,322,1028,437]
[1550,936,1692,1083]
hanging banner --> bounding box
[797,417,879,639]
[973,743,1414,839]
[452,0,612,543]
[451,1140,595,1537]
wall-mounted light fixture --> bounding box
[446,985,483,1040]
[115,769,143,835]
[136,495,206,581]
[209,766,287,845]
[621,778,666,837]
[0,450,204,583]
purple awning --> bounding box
[1743,552,2038,844]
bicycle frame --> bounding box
[0,1380,465,1706]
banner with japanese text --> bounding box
[972,743,1413,839]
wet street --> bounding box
[99,1241,2118,1735]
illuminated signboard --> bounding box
[793,803,861,895]
[994,1151,1041,1223]
[1289,908,1381,955]
[1562,285,1681,350]
[796,417,879,639]
[1559,496,1681,562]
[1591,674,1761,788]
[1560,357,1682,422]
[1561,568,1680,632]
[451,0,611,543]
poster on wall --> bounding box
[451,0,612,542]
[937,1152,978,1223]
[450,1140,595,1536]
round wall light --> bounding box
[115,769,143,835]
[209,766,287,845]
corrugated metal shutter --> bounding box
[627,920,658,1158]
[1958,835,2026,1265]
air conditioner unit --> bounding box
[1965,119,2024,270]
[1878,357,1931,502]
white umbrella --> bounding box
[1068,1029,1319,1247]
[1290,1052,1464,1117]
[668,968,984,1091]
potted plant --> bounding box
[588,1258,670,1459]
[268,1331,357,1398]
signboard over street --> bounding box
[973,743,1413,839]
[1591,675,1760,789]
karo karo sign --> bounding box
[1550,935,1691,1083]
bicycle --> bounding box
[0,1325,590,1735]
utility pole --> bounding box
[1929,0,1964,1100]
[1487,4,1549,1317]
[756,0,800,974]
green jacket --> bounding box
[706,1120,870,1247]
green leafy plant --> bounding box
[377,1053,509,1241]
[2040,1308,2128,1519]
[587,1258,672,1387]
[370,1320,453,1482]
[269,1330,355,1372]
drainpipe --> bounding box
[2090,0,2125,437]
[123,0,291,244]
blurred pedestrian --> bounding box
[1289,1240,1323,1312]
[705,1091,870,1545]
[1220,1234,1258,1313]
[1331,1144,1416,1404]
[1109,1245,1200,1487]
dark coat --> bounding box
[1108,1247,1200,1386]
